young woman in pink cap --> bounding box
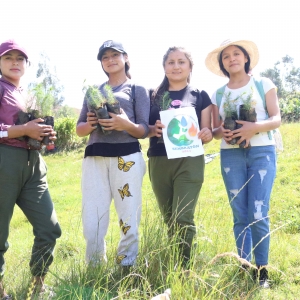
[0,39,61,299]
[205,39,281,288]
[76,40,149,269]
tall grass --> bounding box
[3,123,300,299]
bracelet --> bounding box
[0,131,8,138]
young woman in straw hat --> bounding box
[205,39,281,288]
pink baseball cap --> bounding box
[0,39,28,59]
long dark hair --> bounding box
[218,45,251,78]
[101,52,131,79]
[151,46,193,103]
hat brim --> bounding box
[0,48,28,60]
[205,40,259,77]
[97,47,126,61]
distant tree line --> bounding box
[260,55,300,122]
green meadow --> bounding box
[4,123,300,299]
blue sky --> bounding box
[2,0,299,108]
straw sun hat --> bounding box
[205,39,259,77]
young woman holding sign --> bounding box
[147,46,212,267]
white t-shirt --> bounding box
[211,77,276,149]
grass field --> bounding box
[3,123,300,299]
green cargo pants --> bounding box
[148,155,204,265]
[0,144,61,277]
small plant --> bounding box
[222,92,239,118]
[14,84,56,149]
[220,92,239,145]
[104,84,118,105]
[239,88,256,111]
[159,91,173,111]
[84,85,107,110]
[83,84,112,135]
[104,84,121,115]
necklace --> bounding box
[107,78,128,89]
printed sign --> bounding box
[159,107,204,159]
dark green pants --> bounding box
[0,144,61,277]
[148,155,204,264]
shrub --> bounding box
[54,117,87,151]
[280,97,300,122]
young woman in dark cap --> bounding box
[0,39,61,299]
[76,40,149,269]
[205,39,281,288]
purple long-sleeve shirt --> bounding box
[0,77,28,148]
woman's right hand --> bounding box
[220,123,234,144]
[23,119,53,140]
[86,112,98,130]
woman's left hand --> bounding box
[232,120,258,148]
[198,127,212,144]
[98,109,130,131]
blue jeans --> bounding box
[220,146,276,266]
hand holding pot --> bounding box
[86,112,98,130]
[98,108,130,132]
[24,119,53,141]
[220,122,235,144]
[232,120,258,148]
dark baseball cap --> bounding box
[0,39,28,59]
[97,40,126,61]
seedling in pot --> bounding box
[19,85,56,149]
[84,85,111,135]
[236,89,257,148]
[104,84,121,115]
[222,92,239,145]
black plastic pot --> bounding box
[93,106,112,135]
[106,102,121,115]
[42,116,54,145]
[224,112,238,145]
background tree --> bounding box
[28,52,65,112]
[261,55,300,122]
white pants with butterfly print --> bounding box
[81,152,146,266]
